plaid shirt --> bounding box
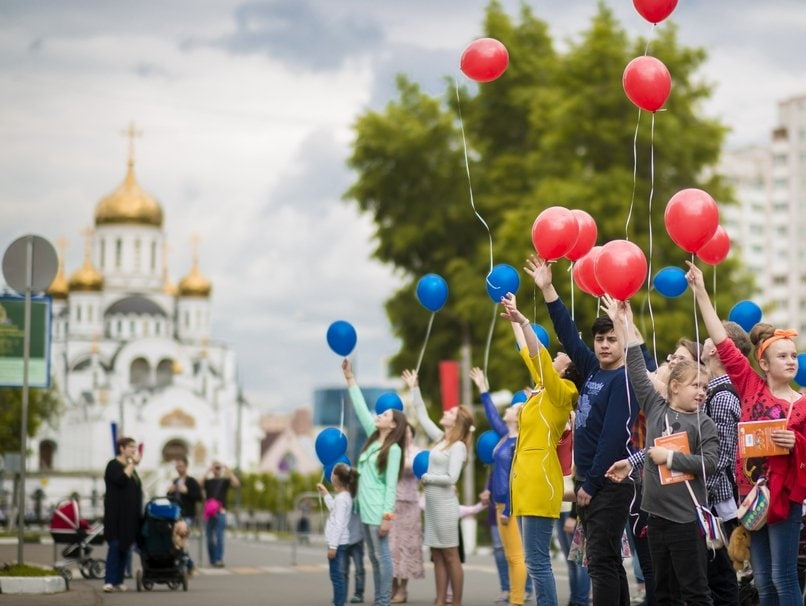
[703,374,740,506]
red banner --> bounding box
[438,360,460,411]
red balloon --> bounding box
[531,206,579,261]
[565,210,598,262]
[664,188,720,253]
[696,225,730,265]
[460,38,509,83]
[594,240,648,301]
[573,246,605,297]
[633,0,678,24]
[622,56,671,112]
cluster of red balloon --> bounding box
[664,188,730,264]
[460,37,509,83]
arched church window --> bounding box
[99,239,106,268]
[150,241,157,271]
[161,439,188,464]
[39,440,57,471]
[115,238,122,269]
[156,359,174,388]
[129,357,150,388]
[76,305,82,322]
[134,239,141,271]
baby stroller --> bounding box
[136,497,188,592]
[49,498,105,581]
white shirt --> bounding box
[324,492,352,549]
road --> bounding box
[1,531,643,605]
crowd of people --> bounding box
[319,254,806,606]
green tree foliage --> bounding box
[0,385,62,454]
[346,1,748,407]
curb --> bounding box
[0,575,67,594]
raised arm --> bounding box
[500,293,539,357]
[471,367,508,437]
[686,261,727,345]
[402,369,444,442]
[525,253,559,303]
[343,358,376,435]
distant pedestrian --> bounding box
[203,460,240,568]
[167,455,202,575]
[103,436,142,593]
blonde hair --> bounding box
[444,405,475,452]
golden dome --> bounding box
[95,160,163,227]
[69,257,104,292]
[178,262,212,298]
[69,229,104,292]
[47,242,69,300]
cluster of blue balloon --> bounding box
[315,427,349,484]
[486,263,520,302]
[511,391,528,405]
[476,429,500,465]
[416,273,449,312]
[374,392,403,415]
[327,320,357,356]
[653,266,688,298]
[413,450,430,479]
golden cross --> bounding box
[190,233,202,265]
[120,121,143,165]
[80,226,94,261]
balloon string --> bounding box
[455,78,494,274]
[568,262,576,321]
[690,254,709,500]
[625,108,642,239]
[339,394,345,434]
[415,312,436,375]
[646,111,658,367]
[644,25,655,56]
[483,302,497,379]
[712,266,718,316]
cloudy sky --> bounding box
[1,0,804,412]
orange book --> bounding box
[654,432,695,485]
[737,419,788,458]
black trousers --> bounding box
[707,517,739,606]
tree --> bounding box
[346,1,747,407]
[0,385,62,454]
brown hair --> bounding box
[360,409,407,477]
[443,405,475,453]
[749,323,776,361]
[723,321,751,357]
[676,338,703,364]
[667,359,701,392]
[116,436,135,453]
[331,462,359,498]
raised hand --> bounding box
[500,292,527,325]
[684,260,706,294]
[401,369,418,389]
[469,367,489,393]
[524,254,553,291]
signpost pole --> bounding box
[17,236,33,565]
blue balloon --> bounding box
[326,320,357,356]
[375,391,404,415]
[653,266,688,298]
[486,264,520,303]
[315,427,348,465]
[416,273,449,312]
[323,455,351,485]
[795,353,806,388]
[531,323,551,349]
[728,300,762,333]
[476,429,500,465]
[511,391,528,405]
[413,450,429,479]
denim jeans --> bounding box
[206,512,227,564]
[104,538,127,585]
[647,515,711,606]
[576,480,633,606]
[345,540,366,597]
[556,513,591,606]
[491,523,510,592]
[363,523,393,606]
[183,516,196,571]
[329,545,350,606]
[749,500,803,606]
[520,515,557,606]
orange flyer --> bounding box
[737,419,788,458]
[654,432,695,485]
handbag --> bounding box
[556,427,573,476]
[203,497,222,521]
[737,478,770,531]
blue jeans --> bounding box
[363,523,393,606]
[329,545,350,606]
[183,517,196,571]
[556,513,591,606]
[206,512,226,564]
[491,523,510,592]
[749,501,803,606]
[104,538,127,585]
[520,515,557,606]
[345,540,365,597]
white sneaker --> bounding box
[103,584,115,593]
[115,584,128,592]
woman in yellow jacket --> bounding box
[500,293,579,606]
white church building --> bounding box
[29,139,262,508]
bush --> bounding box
[0,563,59,577]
